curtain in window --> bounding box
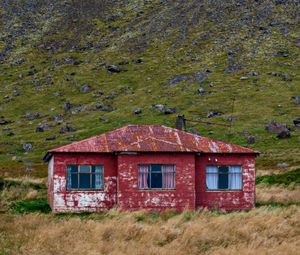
[228,166,242,190]
[66,165,72,190]
[95,166,103,189]
[162,165,175,189]
[206,166,218,190]
[138,165,149,189]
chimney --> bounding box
[176,115,186,131]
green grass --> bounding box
[11,198,51,214]
[256,168,300,186]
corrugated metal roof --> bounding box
[47,125,258,156]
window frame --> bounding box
[66,165,104,191]
[138,164,176,190]
[206,165,243,191]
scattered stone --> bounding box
[63,102,73,111]
[206,111,224,118]
[224,116,238,121]
[277,130,291,139]
[66,77,72,81]
[276,51,289,57]
[7,132,14,137]
[96,105,113,112]
[164,108,177,114]
[80,84,91,93]
[291,96,300,104]
[266,121,289,135]
[59,124,76,134]
[23,143,33,151]
[248,71,260,76]
[247,136,256,144]
[36,126,44,132]
[277,162,289,168]
[134,108,142,114]
[23,113,43,119]
[48,115,64,124]
[73,60,81,66]
[107,65,120,73]
[293,119,300,127]
[153,104,165,112]
[0,119,13,125]
[71,107,83,115]
[46,136,56,141]
[198,88,205,94]
[106,92,117,99]
[135,58,143,64]
[240,76,248,80]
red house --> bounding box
[44,124,259,213]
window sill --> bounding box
[65,189,104,192]
[138,189,176,191]
[206,190,243,192]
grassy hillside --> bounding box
[0,0,299,177]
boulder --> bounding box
[59,124,76,134]
[164,108,177,114]
[107,65,120,73]
[277,130,291,139]
[292,96,300,104]
[80,85,91,93]
[266,121,289,134]
[134,108,142,114]
[207,111,223,118]
[23,143,33,151]
[247,136,256,144]
[293,119,300,127]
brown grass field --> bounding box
[0,174,300,255]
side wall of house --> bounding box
[52,153,117,213]
[118,153,196,211]
[47,156,54,209]
[195,154,256,210]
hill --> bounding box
[0,0,299,177]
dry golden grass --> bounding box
[1,206,300,255]
[256,184,300,205]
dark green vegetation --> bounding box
[0,1,299,177]
[256,168,300,185]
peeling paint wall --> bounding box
[195,154,255,210]
[50,151,256,213]
[52,153,117,213]
[47,156,54,209]
[118,153,196,211]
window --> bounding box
[206,166,242,190]
[138,164,176,190]
[66,165,104,190]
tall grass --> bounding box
[0,206,299,255]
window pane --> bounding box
[71,173,78,189]
[229,166,242,189]
[218,166,229,189]
[151,165,162,188]
[206,166,218,190]
[79,174,91,189]
[70,165,78,173]
[80,165,90,173]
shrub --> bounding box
[256,168,300,186]
[12,198,51,214]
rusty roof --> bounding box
[46,125,258,158]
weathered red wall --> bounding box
[51,153,117,213]
[117,153,196,211]
[195,154,256,210]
